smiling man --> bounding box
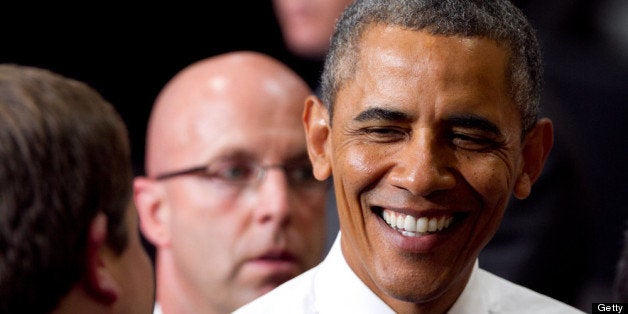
[234,1,584,313]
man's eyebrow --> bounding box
[212,149,256,161]
[447,114,502,136]
[354,107,412,122]
[212,150,311,165]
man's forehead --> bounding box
[339,28,511,95]
[181,127,309,165]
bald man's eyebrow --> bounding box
[447,114,502,136]
[354,107,412,122]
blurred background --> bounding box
[1,1,625,311]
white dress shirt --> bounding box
[234,232,584,314]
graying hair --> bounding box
[320,0,542,134]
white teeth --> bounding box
[380,209,454,236]
[416,217,428,233]
[437,216,445,231]
[428,218,438,232]
[403,215,416,232]
[396,214,404,229]
[402,231,416,237]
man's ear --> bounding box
[133,177,171,247]
[84,213,119,304]
[514,118,554,199]
[303,95,332,181]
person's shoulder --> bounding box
[479,268,585,313]
[233,266,319,314]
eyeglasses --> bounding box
[153,157,327,191]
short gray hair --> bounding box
[320,0,542,134]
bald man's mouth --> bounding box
[247,249,300,277]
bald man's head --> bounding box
[145,51,313,176]
[135,51,327,313]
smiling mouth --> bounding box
[377,208,462,237]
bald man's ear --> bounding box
[133,177,171,248]
[303,95,332,181]
[514,118,554,199]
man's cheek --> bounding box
[343,147,382,186]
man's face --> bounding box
[156,79,328,312]
[315,25,529,308]
[273,0,353,58]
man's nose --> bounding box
[387,132,456,195]
[253,167,292,226]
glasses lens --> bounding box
[284,162,317,185]
[208,159,259,184]
[202,158,327,196]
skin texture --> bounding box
[273,0,353,59]
[134,51,327,314]
[55,204,155,314]
[102,204,155,314]
[304,25,553,313]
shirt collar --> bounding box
[314,232,485,314]
[313,232,396,314]
[447,259,489,314]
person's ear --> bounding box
[514,118,554,199]
[133,177,171,247]
[303,95,332,181]
[84,213,119,304]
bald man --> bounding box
[133,51,329,314]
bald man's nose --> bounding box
[254,168,292,226]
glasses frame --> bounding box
[153,165,209,180]
[152,159,325,190]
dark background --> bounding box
[0,2,324,175]
[2,1,626,311]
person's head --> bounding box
[134,51,328,313]
[273,0,354,60]
[304,0,553,312]
[0,64,154,313]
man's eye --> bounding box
[451,133,497,151]
[362,127,407,142]
[287,164,316,183]
[211,162,255,181]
